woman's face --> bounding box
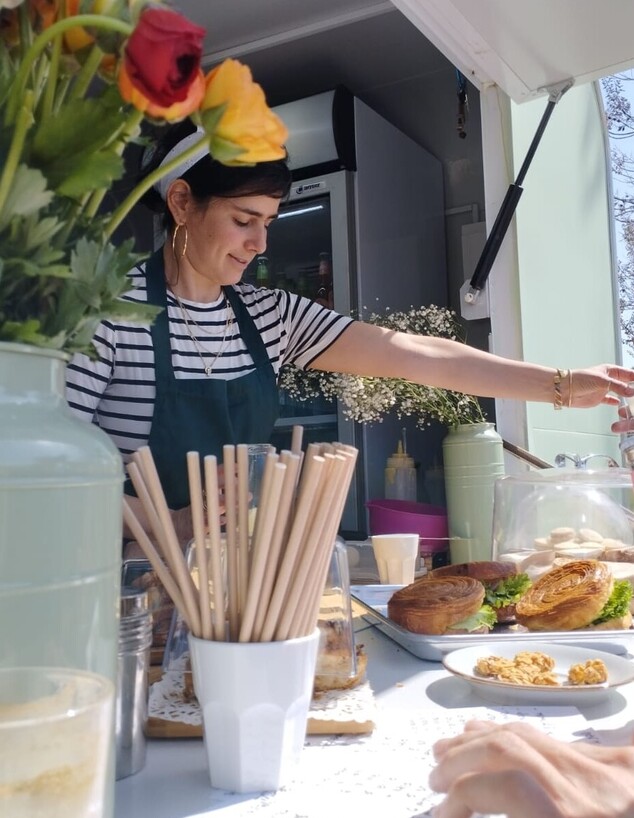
[184,194,280,290]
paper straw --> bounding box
[204,455,226,641]
[291,425,303,454]
[238,461,287,642]
[250,452,301,641]
[126,462,166,553]
[297,453,355,636]
[236,444,250,613]
[299,446,359,635]
[259,455,326,642]
[276,454,345,640]
[186,451,213,640]
[128,455,201,637]
[222,445,240,639]
[122,499,193,631]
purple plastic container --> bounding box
[366,499,450,571]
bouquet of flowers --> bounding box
[0,0,287,355]
[280,304,486,429]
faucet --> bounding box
[554,453,619,469]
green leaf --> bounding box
[31,89,129,196]
[24,216,63,249]
[32,88,128,164]
[56,150,124,198]
[0,165,53,231]
[1,257,71,279]
[200,104,227,135]
[0,319,48,345]
[592,580,633,624]
[209,135,247,165]
[484,573,532,608]
[448,605,497,633]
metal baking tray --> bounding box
[351,585,634,662]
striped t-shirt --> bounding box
[66,263,353,462]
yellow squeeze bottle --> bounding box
[384,429,417,502]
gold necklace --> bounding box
[173,294,233,376]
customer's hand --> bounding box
[612,403,634,435]
[429,719,634,818]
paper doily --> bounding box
[148,655,376,733]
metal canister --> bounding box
[116,586,152,780]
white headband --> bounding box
[153,128,209,200]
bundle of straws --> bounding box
[122,427,358,643]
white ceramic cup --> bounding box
[371,533,419,584]
[0,667,114,818]
[188,629,319,793]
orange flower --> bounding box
[201,59,287,165]
[118,65,205,121]
[118,7,205,110]
[63,0,116,53]
[29,0,58,29]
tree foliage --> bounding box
[601,73,634,352]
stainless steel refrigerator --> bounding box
[243,87,447,536]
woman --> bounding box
[66,119,634,540]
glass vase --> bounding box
[0,342,123,816]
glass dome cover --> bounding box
[492,467,634,563]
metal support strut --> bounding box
[464,80,573,304]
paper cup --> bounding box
[188,630,319,793]
[0,667,114,818]
[371,533,419,584]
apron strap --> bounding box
[145,249,272,376]
[145,249,174,383]
[224,285,271,368]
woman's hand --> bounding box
[567,364,634,408]
[429,720,634,818]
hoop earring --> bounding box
[171,223,188,260]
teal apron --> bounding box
[127,250,279,509]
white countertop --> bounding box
[115,601,634,818]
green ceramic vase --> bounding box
[442,421,505,562]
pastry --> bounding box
[427,561,530,623]
[516,559,632,631]
[387,576,495,635]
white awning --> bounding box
[391,0,634,102]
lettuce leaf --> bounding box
[591,580,633,625]
[448,604,497,633]
[484,573,532,609]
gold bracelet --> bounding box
[553,368,569,410]
[568,370,573,408]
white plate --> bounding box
[442,641,634,705]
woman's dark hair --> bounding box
[138,120,292,228]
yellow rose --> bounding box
[201,59,288,166]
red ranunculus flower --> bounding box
[121,6,205,108]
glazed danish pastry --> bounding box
[515,559,612,631]
[388,576,488,635]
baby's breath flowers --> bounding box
[280,305,486,429]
